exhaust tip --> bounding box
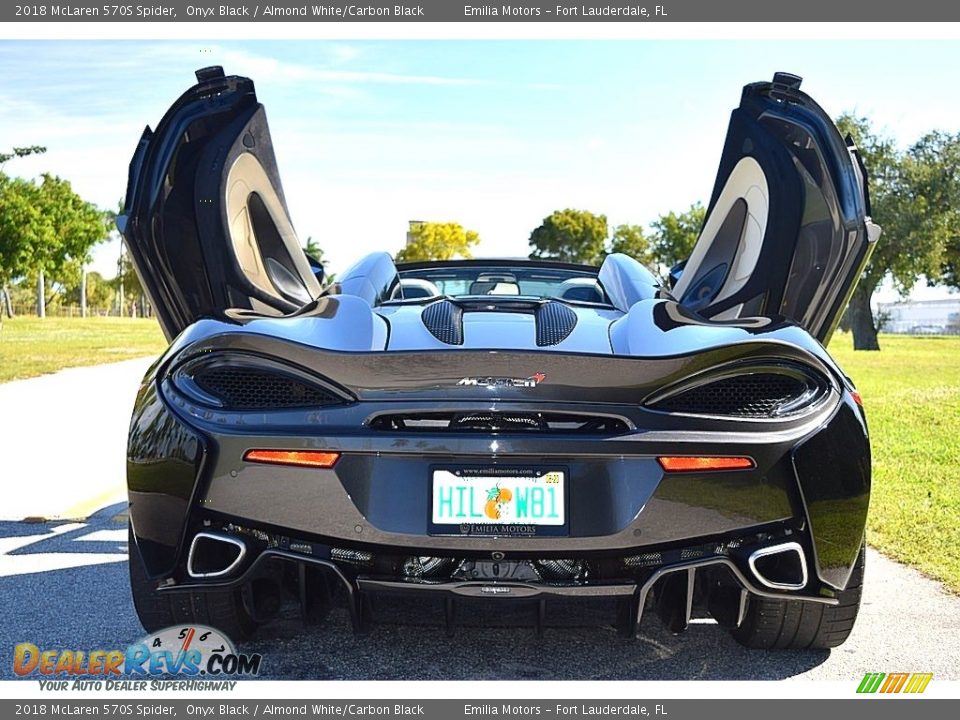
[748,541,808,590]
[187,532,247,578]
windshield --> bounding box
[394,265,609,304]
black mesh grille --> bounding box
[370,412,629,435]
[535,301,577,346]
[453,413,544,431]
[652,373,810,418]
[421,300,463,345]
[193,367,342,410]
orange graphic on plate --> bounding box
[484,485,512,519]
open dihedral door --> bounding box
[118,67,322,340]
[672,72,880,344]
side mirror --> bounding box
[668,260,686,289]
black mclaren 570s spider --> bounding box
[120,67,879,650]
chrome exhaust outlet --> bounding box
[748,541,808,590]
[633,550,831,634]
[187,532,247,579]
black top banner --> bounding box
[4,0,958,22]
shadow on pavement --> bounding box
[243,596,831,680]
[1,504,829,681]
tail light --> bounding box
[243,449,340,469]
[657,456,755,472]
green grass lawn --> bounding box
[829,333,960,592]
[0,316,166,383]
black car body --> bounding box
[120,68,879,649]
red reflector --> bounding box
[850,390,863,406]
[243,449,340,469]
[657,456,755,472]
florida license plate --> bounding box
[429,467,567,536]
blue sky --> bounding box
[1,39,958,301]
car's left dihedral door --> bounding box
[118,66,321,340]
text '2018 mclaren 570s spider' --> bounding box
[119,67,879,650]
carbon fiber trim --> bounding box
[535,301,578,346]
[421,300,463,345]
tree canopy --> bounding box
[837,115,960,349]
[649,203,706,271]
[528,209,668,271]
[303,236,325,266]
[396,221,480,263]
[528,209,609,265]
[0,173,109,292]
[940,237,960,290]
[64,270,114,311]
[0,146,46,165]
[609,223,655,268]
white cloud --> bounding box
[215,47,489,87]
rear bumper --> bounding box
[199,438,800,554]
[151,536,836,636]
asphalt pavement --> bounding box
[1,360,959,681]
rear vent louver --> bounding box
[422,300,464,345]
[193,367,342,410]
[370,412,629,435]
[650,371,822,418]
[535,301,577,346]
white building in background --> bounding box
[406,220,426,247]
[877,299,960,335]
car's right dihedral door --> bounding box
[672,73,880,343]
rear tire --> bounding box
[128,524,257,641]
[729,541,865,649]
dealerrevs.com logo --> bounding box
[14,625,261,690]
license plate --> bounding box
[430,468,566,535]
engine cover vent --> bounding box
[421,300,464,345]
[535,301,578,346]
